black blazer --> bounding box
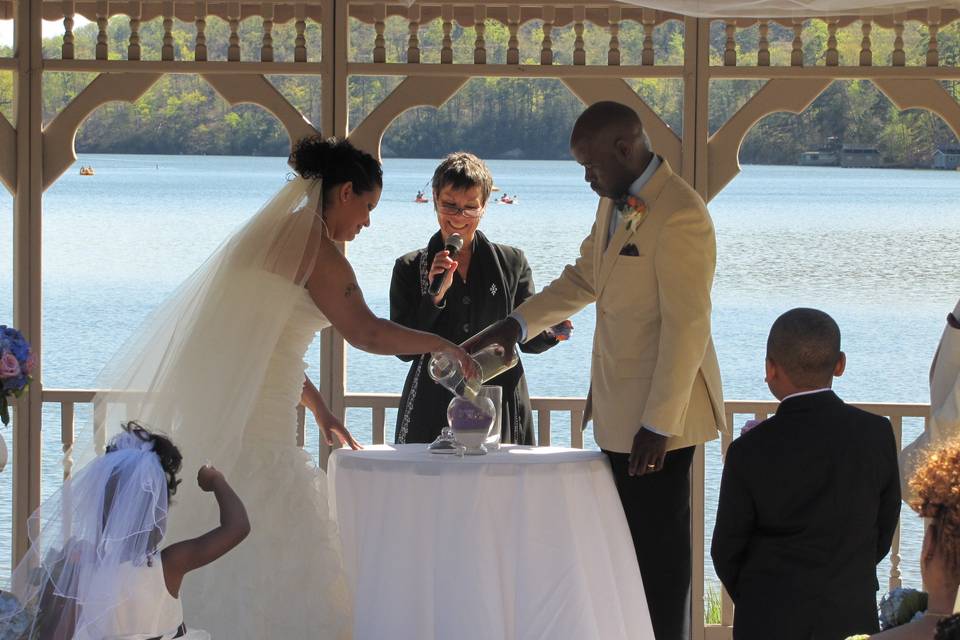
[390,231,557,445]
[711,390,900,640]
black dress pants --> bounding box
[604,446,695,640]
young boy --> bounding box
[711,308,900,640]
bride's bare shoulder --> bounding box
[304,234,355,284]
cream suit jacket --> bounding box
[514,160,727,453]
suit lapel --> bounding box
[596,160,675,296]
[597,210,648,294]
[593,198,615,285]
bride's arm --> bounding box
[301,375,361,450]
[306,240,473,369]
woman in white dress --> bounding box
[85,136,475,639]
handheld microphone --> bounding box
[428,233,464,297]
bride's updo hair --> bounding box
[289,135,383,196]
[910,438,960,579]
[106,420,183,499]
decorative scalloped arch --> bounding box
[43,73,162,190]
[42,73,319,190]
[0,113,16,194]
[347,76,470,159]
[201,74,319,144]
[562,77,682,172]
[873,78,960,141]
[707,78,832,202]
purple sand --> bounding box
[448,399,494,431]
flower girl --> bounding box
[0,421,250,639]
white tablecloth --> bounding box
[328,444,653,640]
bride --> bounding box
[87,136,475,638]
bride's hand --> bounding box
[438,341,479,380]
[316,411,363,450]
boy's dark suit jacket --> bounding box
[711,390,901,640]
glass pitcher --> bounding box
[428,343,518,402]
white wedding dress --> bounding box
[181,285,352,639]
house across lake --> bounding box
[800,140,882,168]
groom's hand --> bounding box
[628,427,668,476]
[462,317,521,361]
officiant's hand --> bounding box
[317,412,362,450]
[429,250,459,305]
[628,427,667,476]
[462,317,521,364]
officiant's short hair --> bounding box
[431,152,493,205]
[767,308,842,388]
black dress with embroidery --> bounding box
[390,231,559,445]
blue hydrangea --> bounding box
[0,327,29,363]
[879,587,928,630]
[0,590,34,639]
[1,375,28,394]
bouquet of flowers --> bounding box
[879,587,928,630]
[0,326,34,427]
[0,590,34,640]
[843,588,929,640]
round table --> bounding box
[328,444,653,640]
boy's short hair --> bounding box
[431,152,493,205]
[766,308,842,388]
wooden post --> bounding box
[683,21,710,638]
[95,0,109,60]
[128,1,142,61]
[294,3,307,63]
[507,6,520,65]
[608,6,621,66]
[406,5,420,64]
[572,6,585,66]
[540,6,554,65]
[12,0,44,565]
[474,5,487,65]
[318,0,350,470]
[195,1,208,62]
[758,20,770,66]
[261,2,275,63]
[162,1,174,61]
[61,0,75,60]
[373,3,386,64]
[228,1,241,62]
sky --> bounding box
[0,18,92,48]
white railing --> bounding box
[33,389,926,638]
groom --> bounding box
[468,101,726,639]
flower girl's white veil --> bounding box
[0,429,175,638]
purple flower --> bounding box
[741,419,762,435]
[0,351,20,379]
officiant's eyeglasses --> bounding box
[438,202,484,218]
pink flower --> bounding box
[741,419,762,435]
[0,351,20,379]
[23,352,35,374]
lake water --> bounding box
[1,155,957,605]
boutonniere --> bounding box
[622,195,647,231]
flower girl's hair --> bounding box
[910,439,960,578]
[106,420,183,499]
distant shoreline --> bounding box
[69,151,956,171]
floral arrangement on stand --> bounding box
[0,325,34,474]
[845,587,929,640]
[0,590,34,639]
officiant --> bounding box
[390,152,571,445]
